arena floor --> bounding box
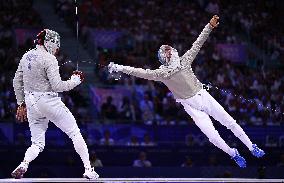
[1,178,284,182]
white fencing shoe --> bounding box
[83,167,99,180]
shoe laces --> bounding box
[252,144,262,153]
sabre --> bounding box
[75,0,79,70]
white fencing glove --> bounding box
[71,74,81,85]
[108,62,123,73]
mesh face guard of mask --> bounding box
[36,29,60,55]
[44,29,60,55]
[157,45,178,66]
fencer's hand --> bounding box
[16,103,27,123]
[209,15,219,29]
[71,74,81,85]
[72,70,84,82]
[108,62,123,73]
[108,62,114,73]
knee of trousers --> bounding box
[208,130,221,144]
[67,126,81,140]
[226,122,243,138]
[222,117,237,129]
[32,142,45,152]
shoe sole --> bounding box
[252,151,265,158]
[83,175,99,180]
[11,167,26,179]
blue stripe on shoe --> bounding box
[231,148,246,168]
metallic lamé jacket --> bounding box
[13,45,79,105]
[121,24,212,99]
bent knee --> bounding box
[207,130,221,143]
[219,113,236,128]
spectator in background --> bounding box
[162,92,179,125]
[127,136,140,146]
[139,92,155,125]
[119,96,136,122]
[101,96,117,124]
[141,134,156,146]
[181,156,194,167]
[15,132,29,146]
[100,130,114,146]
[133,151,152,167]
[208,155,218,166]
[185,134,198,146]
[205,0,220,14]
[257,166,266,179]
[276,154,284,167]
[90,151,103,167]
[265,135,278,147]
[222,171,232,178]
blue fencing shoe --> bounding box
[251,144,265,158]
[231,148,246,168]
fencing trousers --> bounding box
[177,89,253,156]
[22,92,92,169]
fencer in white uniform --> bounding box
[12,29,99,179]
[108,15,265,168]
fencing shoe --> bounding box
[83,167,99,180]
[231,148,246,168]
[251,144,265,158]
[11,161,29,179]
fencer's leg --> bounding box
[46,100,90,165]
[52,110,91,168]
[181,101,246,167]
[201,90,254,151]
[50,102,99,179]
[12,115,48,178]
[36,95,99,179]
[24,117,48,161]
[182,102,235,156]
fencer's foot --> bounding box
[231,148,246,168]
[251,144,265,158]
[83,167,99,180]
[11,162,28,179]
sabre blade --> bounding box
[75,0,79,70]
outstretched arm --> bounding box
[108,62,166,81]
[181,15,219,65]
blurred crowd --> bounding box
[55,0,284,126]
[0,0,41,121]
[56,0,283,62]
[220,0,283,63]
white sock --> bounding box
[72,133,91,169]
[23,144,41,163]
